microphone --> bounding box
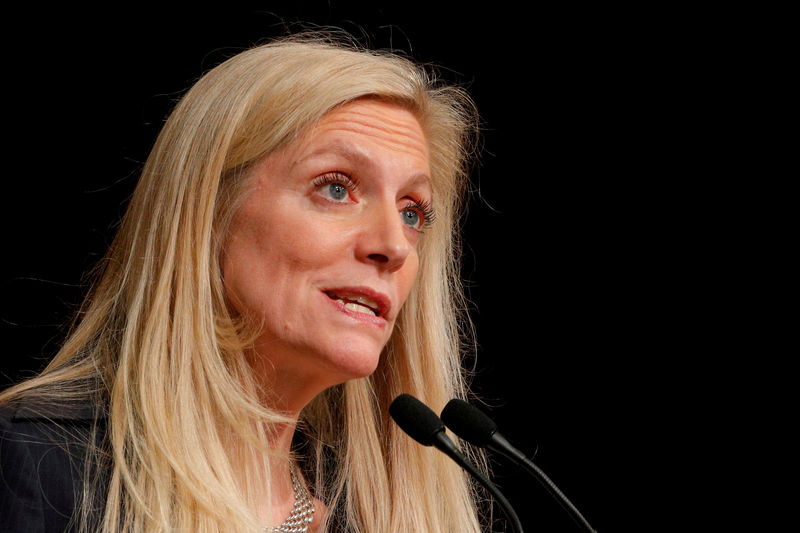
[389,393,524,533]
[441,399,597,533]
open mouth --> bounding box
[324,290,385,318]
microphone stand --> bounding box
[440,398,596,532]
[432,432,525,533]
[389,394,525,533]
[488,433,596,533]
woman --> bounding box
[0,32,485,532]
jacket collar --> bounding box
[11,399,107,422]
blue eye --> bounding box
[400,199,435,232]
[313,172,358,203]
[326,183,349,201]
[401,209,421,229]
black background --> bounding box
[0,3,745,531]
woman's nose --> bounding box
[355,204,412,272]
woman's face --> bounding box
[222,99,432,391]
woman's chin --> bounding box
[320,343,382,382]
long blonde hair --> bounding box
[1,32,485,532]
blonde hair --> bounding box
[1,32,485,532]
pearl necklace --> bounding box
[262,464,315,532]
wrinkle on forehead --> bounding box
[303,101,430,163]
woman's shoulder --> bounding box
[0,395,107,470]
[1,396,105,422]
[0,398,107,532]
[0,398,105,451]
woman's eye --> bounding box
[401,208,422,230]
[324,183,349,201]
[313,172,358,203]
[400,199,435,232]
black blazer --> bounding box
[0,401,107,533]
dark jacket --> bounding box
[0,401,107,532]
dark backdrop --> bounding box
[0,3,719,531]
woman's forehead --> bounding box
[297,100,429,161]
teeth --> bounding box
[335,298,378,316]
[349,294,378,309]
[346,302,377,316]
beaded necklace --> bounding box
[262,464,315,532]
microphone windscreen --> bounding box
[441,399,498,447]
[389,394,445,446]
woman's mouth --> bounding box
[323,288,390,319]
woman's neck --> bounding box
[246,349,330,529]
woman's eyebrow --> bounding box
[291,140,432,192]
[404,172,433,196]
